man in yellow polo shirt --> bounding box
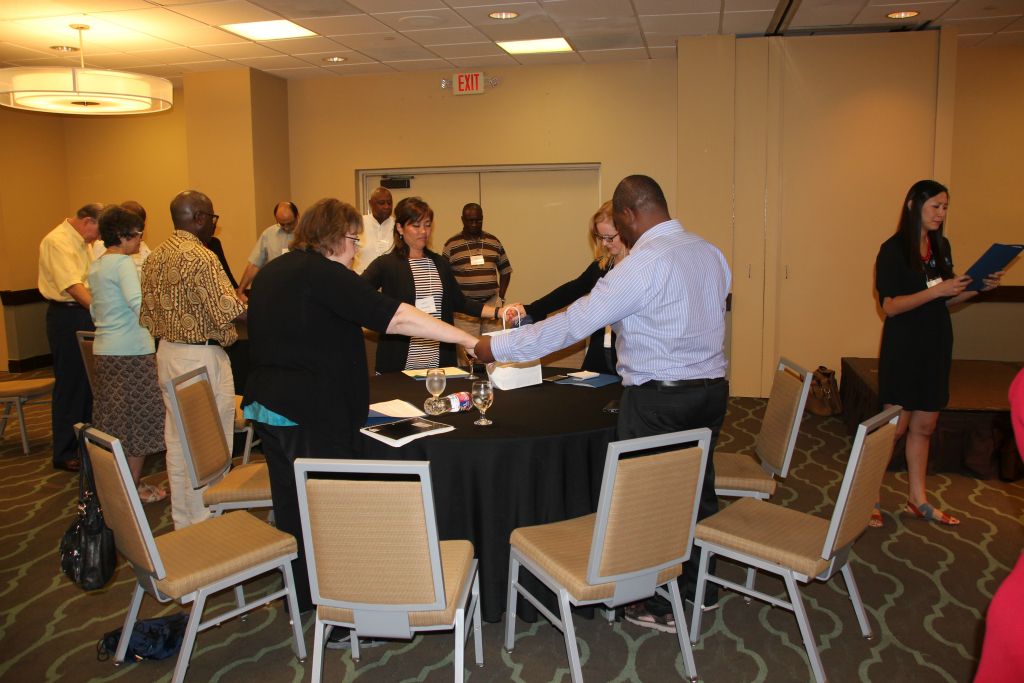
[38,203,102,472]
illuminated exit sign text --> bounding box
[453,72,485,95]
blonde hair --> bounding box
[588,200,621,268]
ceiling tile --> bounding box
[853,2,954,24]
[170,0,280,25]
[167,58,236,70]
[195,41,279,57]
[511,51,584,65]
[723,9,772,33]
[543,0,638,22]
[1006,15,1024,27]
[579,47,650,62]
[347,0,446,11]
[725,0,778,10]
[941,0,1024,19]
[635,0,722,13]
[641,13,721,40]
[937,15,1019,31]
[372,8,468,33]
[135,45,225,62]
[334,31,436,59]
[296,14,389,35]
[264,34,340,52]
[6,55,89,66]
[264,64,333,77]
[447,53,518,67]
[955,31,991,45]
[94,7,241,46]
[789,0,863,27]
[0,0,152,20]
[648,45,677,59]
[384,57,452,70]
[322,61,396,74]
[248,0,361,18]
[233,53,307,67]
[292,49,375,64]
[428,41,505,57]
[0,41,53,60]
[567,30,645,51]
[401,25,490,45]
[85,51,165,67]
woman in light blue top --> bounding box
[88,205,166,503]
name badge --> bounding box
[281,247,289,255]
[926,276,943,289]
[415,296,438,314]
[470,254,485,266]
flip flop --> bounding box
[137,483,168,504]
[905,500,960,526]
[869,502,884,528]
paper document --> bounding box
[368,399,424,418]
[402,367,470,379]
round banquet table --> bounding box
[363,369,621,623]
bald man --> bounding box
[354,187,394,273]
[140,190,246,529]
[235,201,298,301]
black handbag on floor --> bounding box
[59,426,117,591]
[96,614,189,662]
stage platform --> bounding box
[840,357,1022,480]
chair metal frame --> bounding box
[689,405,901,683]
[0,379,52,455]
[164,366,271,515]
[75,330,98,391]
[80,425,305,683]
[714,357,813,499]
[295,458,483,682]
[505,428,712,683]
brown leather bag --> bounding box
[806,366,842,416]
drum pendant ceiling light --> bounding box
[0,24,172,116]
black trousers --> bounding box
[45,303,94,466]
[617,378,729,604]
[255,422,354,614]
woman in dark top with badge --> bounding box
[874,179,1002,527]
[519,201,626,375]
[362,196,506,373]
[243,197,477,613]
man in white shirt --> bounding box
[355,187,394,274]
[235,201,298,301]
[39,203,103,472]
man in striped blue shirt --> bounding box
[475,174,730,630]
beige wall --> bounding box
[287,60,677,215]
[249,70,291,244]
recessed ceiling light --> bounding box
[50,45,79,53]
[219,20,315,41]
[489,11,519,20]
[886,10,920,19]
[497,37,573,55]
[322,56,346,64]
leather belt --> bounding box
[175,339,222,347]
[642,377,724,389]
[47,300,81,308]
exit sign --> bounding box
[453,71,485,95]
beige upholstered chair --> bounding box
[689,405,901,683]
[76,331,98,390]
[0,377,54,454]
[80,425,305,683]
[232,394,255,464]
[165,367,271,516]
[295,458,483,682]
[714,357,812,499]
[505,429,712,683]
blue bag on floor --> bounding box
[96,614,188,662]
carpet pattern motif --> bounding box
[1,371,1021,683]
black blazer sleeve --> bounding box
[525,260,603,321]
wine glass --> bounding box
[424,368,446,415]
[471,380,493,426]
[461,349,479,380]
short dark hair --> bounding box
[98,205,144,249]
[462,202,482,215]
[393,197,434,258]
[290,198,361,256]
[121,200,146,223]
[612,175,668,216]
[76,203,103,221]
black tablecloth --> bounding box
[363,369,621,622]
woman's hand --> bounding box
[981,270,1004,292]
[934,275,972,298]
[501,304,527,324]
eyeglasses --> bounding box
[128,231,144,239]
[344,235,360,245]
[198,211,219,225]
[593,232,619,244]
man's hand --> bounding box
[474,335,495,364]
[501,303,527,324]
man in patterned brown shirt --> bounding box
[140,190,246,529]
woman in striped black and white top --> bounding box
[362,197,506,373]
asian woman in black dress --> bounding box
[874,180,1002,526]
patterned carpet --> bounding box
[1,369,1021,683]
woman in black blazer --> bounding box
[362,197,504,373]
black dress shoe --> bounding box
[53,459,81,473]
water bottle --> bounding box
[439,391,473,413]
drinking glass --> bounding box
[424,368,446,415]
[471,380,493,426]
[461,351,479,381]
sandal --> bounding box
[869,502,883,528]
[905,500,960,526]
[137,483,168,504]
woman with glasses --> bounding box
[87,205,166,503]
[362,196,508,373]
[517,200,627,375]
